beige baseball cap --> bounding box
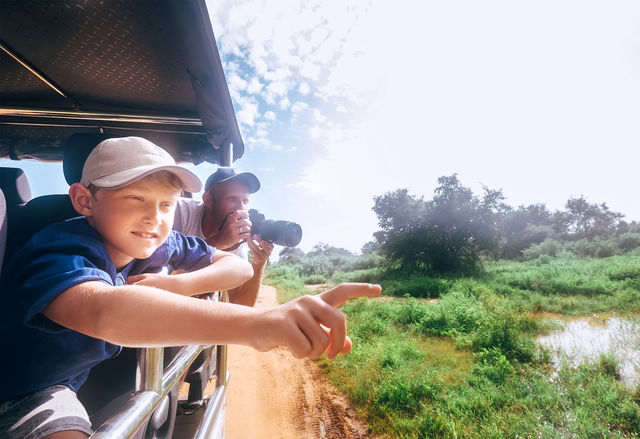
[80,137,202,193]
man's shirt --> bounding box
[174,198,249,260]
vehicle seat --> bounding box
[3,194,78,266]
[0,167,32,207]
[1,135,109,264]
[0,189,7,272]
[0,167,34,273]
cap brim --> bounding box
[211,172,261,193]
[89,165,202,193]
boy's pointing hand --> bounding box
[252,283,381,359]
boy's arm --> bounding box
[43,282,381,359]
[126,250,253,296]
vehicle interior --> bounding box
[1,1,243,437]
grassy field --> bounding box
[265,250,640,438]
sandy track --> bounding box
[224,285,375,439]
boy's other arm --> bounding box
[42,281,381,358]
[126,250,253,295]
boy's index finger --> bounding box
[319,283,382,308]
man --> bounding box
[173,167,274,306]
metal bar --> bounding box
[221,142,233,166]
[90,345,204,438]
[0,121,207,136]
[90,289,231,438]
[0,108,203,126]
[89,390,158,439]
[136,348,164,393]
[0,42,71,100]
[216,292,230,386]
[193,372,230,439]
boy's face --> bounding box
[87,177,179,269]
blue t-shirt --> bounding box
[0,217,214,400]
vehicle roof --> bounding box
[0,0,243,165]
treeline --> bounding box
[278,174,640,275]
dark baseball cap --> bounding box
[204,167,261,193]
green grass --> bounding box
[264,252,640,438]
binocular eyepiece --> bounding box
[248,209,302,247]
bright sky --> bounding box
[4,1,639,254]
[205,0,640,254]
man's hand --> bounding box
[214,210,252,250]
[247,235,274,268]
[251,283,381,359]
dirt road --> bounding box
[224,285,375,439]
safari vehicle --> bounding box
[1,1,244,437]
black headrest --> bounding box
[4,194,78,265]
[0,167,32,206]
[63,133,110,185]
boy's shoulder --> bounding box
[20,217,104,258]
[31,216,99,242]
[4,217,110,276]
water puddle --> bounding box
[537,316,640,388]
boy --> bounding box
[0,137,380,439]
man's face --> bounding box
[87,178,179,269]
[209,180,251,223]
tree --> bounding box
[361,240,380,255]
[502,204,553,259]
[278,246,305,265]
[372,175,506,273]
[553,196,624,240]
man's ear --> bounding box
[69,183,94,217]
[202,191,213,209]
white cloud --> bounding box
[278,97,291,110]
[264,111,276,121]
[246,135,283,151]
[228,74,248,92]
[246,77,264,94]
[298,82,311,96]
[309,126,321,139]
[235,97,259,127]
[291,101,308,114]
[264,82,288,105]
[312,109,326,124]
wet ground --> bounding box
[537,316,640,388]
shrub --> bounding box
[395,298,429,326]
[618,232,640,252]
[605,257,640,281]
[301,274,327,285]
[565,237,619,258]
[381,275,449,299]
[471,309,536,362]
[522,239,563,260]
[264,264,300,281]
[594,353,621,380]
[472,347,515,384]
[374,374,437,416]
[332,267,384,284]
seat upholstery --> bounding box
[4,194,78,265]
[63,133,109,185]
[0,189,7,273]
[0,167,32,207]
